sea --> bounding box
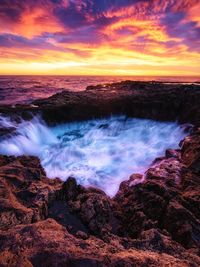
[0,75,199,105]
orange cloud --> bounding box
[0,0,199,76]
[15,8,63,38]
[0,8,63,38]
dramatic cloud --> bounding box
[0,0,199,75]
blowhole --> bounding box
[0,116,188,196]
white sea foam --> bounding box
[0,116,187,196]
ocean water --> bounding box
[0,75,199,105]
[0,116,188,196]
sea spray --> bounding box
[0,116,187,196]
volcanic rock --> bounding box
[0,155,62,230]
[114,132,200,252]
[0,81,200,126]
[0,81,200,266]
[1,219,200,267]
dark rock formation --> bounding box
[0,81,200,126]
[1,219,200,267]
[0,81,200,266]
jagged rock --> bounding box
[181,130,200,172]
[114,138,200,251]
[57,178,118,236]
[0,81,200,126]
[0,81,200,266]
[0,155,62,230]
[0,219,200,267]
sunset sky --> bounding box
[0,0,200,75]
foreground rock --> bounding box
[1,219,200,267]
[115,154,200,251]
[0,156,62,230]
[0,129,200,266]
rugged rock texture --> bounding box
[0,81,200,126]
[1,219,200,267]
[114,150,200,251]
[0,81,200,266]
[0,156,62,230]
[0,132,200,266]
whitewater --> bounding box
[0,116,188,196]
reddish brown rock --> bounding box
[1,149,200,266]
[114,132,200,252]
[0,219,200,267]
[181,129,200,172]
[56,177,119,236]
[0,155,62,230]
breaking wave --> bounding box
[0,116,188,196]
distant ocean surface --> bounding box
[0,75,199,105]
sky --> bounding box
[0,0,200,75]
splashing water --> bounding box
[0,116,187,196]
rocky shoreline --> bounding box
[0,81,200,266]
[1,81,200,125]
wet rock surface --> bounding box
[0,81,200,266]
[0,156,62,230]
[0,81,200,126]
